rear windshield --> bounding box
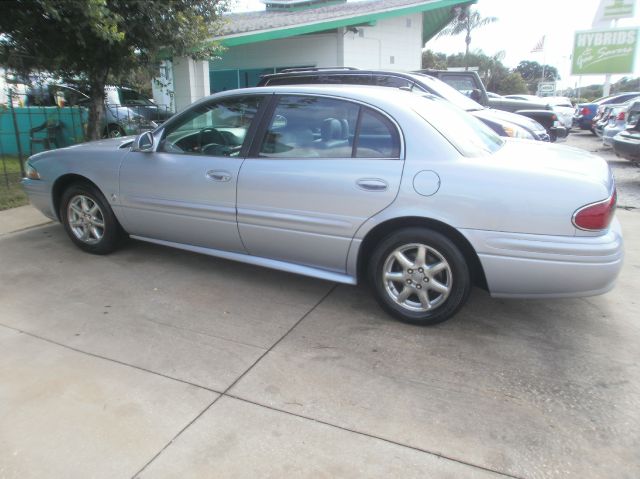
[413,95,504,157]
[408,73,484,112]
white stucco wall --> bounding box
[211,33,340,70]
[172,57,210,112]
[342,13,423,71]
[169,12,424,107]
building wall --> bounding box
[342,13,423,71]
[209,33,340,92]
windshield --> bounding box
[408,73,484,112]
[413,95,504,156]
[119,88,155,106]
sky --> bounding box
[229,0,640,89]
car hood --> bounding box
[473,108,544,132]
[29,137,135,163]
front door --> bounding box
[119,95,265,252]
[237,94,404,272]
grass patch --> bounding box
[0,156,28,211]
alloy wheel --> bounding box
[67,194,105,245]
[382,243,452,312]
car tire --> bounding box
[60,183,126,255]
[369,228,471,326]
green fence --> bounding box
[0,106,87,157]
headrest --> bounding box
[321,118,343,141]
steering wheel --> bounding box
[197,128,226,152]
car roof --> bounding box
[261,68,416,77]
[211,84,419,104]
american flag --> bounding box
[531,36,545,53]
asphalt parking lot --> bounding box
[1,133,639,479]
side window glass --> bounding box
[159,96,262,157]
[259,96,359,158]
[355,108,401,158]
[440,75,477,97]
[374,76,411,89]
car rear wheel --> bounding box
[369,228,471,325]
[60,183,126,254]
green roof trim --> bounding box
[220,0,475,47]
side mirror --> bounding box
[134,131,154,152]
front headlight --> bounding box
[24,161,41,180]
[503,124,535,140]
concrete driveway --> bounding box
[1,170,639,478]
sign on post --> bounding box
[571,27,638,75]
[537,81,556,96]
[593,0,636,26]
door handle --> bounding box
[356,178,388,192]
[206,170,232,182]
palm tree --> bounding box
[437,8,498,70]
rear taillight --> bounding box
[581,107,590,115]
[617,111,626,121]
[573,190,617,231]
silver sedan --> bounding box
[22,86,623,325]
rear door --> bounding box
[236,94,404,272]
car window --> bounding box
[355,109,401,158]
[408,73,483,111]
[159,96,263,157]
[265,75,315,86]
[373,76,412,89]
[119,88,154,106]
[413,95,504,156]
[259,95,401,159]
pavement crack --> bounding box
[226,393,524,479]
[0,322,221,394]
[130,283,337,478]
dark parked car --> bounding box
[574,92,640,132]
[416,69,567,141]
[613,100,640,162]
[258,68,551,141]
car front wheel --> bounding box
[369,228,471,325]
[60,183,125,254]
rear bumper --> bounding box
[460,219,624,298]
[21,178,57,220]
[613,133,640,161]
[573,115,593,130]
[549,124,568,142]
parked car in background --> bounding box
[599,98,639,145]
[574,92,640,132]
[22,85,623,325]
[418,69,567,141]
[258,68,552,141]
[613,101,640,162]
[545,97,574,130]
[505,94,575,130]
[26,83,172,138]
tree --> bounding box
[494,72,528,95]
[515,60,559,93]
[0,0,228,139]
[436,7,497,69]
[421,50,447,69]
